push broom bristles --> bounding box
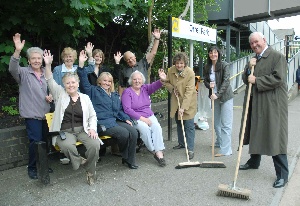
[217,184,251,200]
[175,95,201,169]
[217,66,254,200]
[199,88,226,169]
[200,161,226,168]
[175,161,201,169]
[216,66,255,200]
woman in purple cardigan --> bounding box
[121,70,167,167]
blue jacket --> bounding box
[53,64,94,87]
[77,67,131,129]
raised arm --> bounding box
[145,69,166,95]
[85,42,95,67]
[43,50,53,80]
[43,50,64,101]
[9,33,26,83]
[77,50,93,95]
[12,33,25,59]
[145,28,161,64]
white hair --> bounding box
[26,47,43,59]
[128,70,146,85]
[249,32,265,43]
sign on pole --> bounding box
[172,17,217,44]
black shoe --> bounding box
[122,158,138,169]
[48,168,54,173]
[154,154,166,167]
[173,144,185,149]
[239,163,259,170]
[28,169,38,179]
[273,179,288,188]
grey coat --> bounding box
[240,47,288,156]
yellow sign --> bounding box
[172,17,180,33]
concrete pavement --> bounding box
[0,89,299,206]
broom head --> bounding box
[200,161,226,168]
[217,184,251,200]
[175,161,201,169]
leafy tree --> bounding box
[0,0,220,81]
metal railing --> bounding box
[287,50,300,90]
[249,21,279,45]
[229,40,300,92]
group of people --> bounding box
[9,30,289,188]
[9,29,170,185]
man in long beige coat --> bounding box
[164,52,197,159]
[239,32,288,188]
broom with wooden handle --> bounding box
[217,65,254,200]
[200,86,226,168]
[175,93,201,169]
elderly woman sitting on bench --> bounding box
[43,50,100,185]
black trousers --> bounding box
[246,154,289,180]
[98,121,138,165]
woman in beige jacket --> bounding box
[44,50,100,185]
[164,52,197,159]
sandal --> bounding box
[154,154,166,167]
[86,172,95,185]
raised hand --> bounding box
[114,51,123,64]
[85,42,94,57]
[12,33,25,53]
[79,50,88,65]
[43,50,53,65]
[152,28,161,40]
[158,68,166,81]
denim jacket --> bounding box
[53,63,94,88]
[77,67,130,129]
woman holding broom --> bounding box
[163,52,197,160]
[203,46,233,157]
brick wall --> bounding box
[0,126,28,171]
[0,100,173,171]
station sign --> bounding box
[172,17,217,44]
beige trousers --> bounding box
[56,126,100,175]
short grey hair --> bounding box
[128,70,145,85]
[249,32,265,43]
[62,72,80,85]
[26,47,43,59]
